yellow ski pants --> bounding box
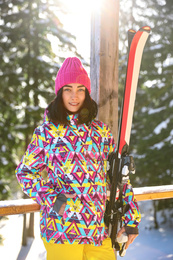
[43,237,116,260]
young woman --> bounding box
[16,57,141,260]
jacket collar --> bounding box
[43,109,79,125]
[67,113,78,126]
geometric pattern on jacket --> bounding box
[16,112,141,246]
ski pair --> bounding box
[105,26,151,256]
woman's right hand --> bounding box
[58,193,76,216]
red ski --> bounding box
[104,26,151,255]
[118,26,151,157]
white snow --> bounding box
[144,79,157,88]
[117,201,173,260]
[150,44,163,51]
[1,158,8,165]
[141,107,147,113]
[148,106,166,115]
[0,199,38,207]
[26,106,40,112]
[165,129,173,143]
[151,141,165,149]
[0,213,46,260]
[163,56,173,67]
[153,119,170,135]
[37,55,52,63]
[1,145,6,152]
[0,201,173,260]
[134,185,173,194]
[169,100,173,108]
[15,124,29,129]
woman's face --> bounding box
[62,83,86,113]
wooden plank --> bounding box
[135,191,173,201]
[0,199,40,216]
[107,185,173,201]
[133,185,173,201]
[0,186,173,216]
[90,0,119,140]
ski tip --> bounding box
[128,29,136,34]
[141,26,151,33]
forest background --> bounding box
[0,0,172,234]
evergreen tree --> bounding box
[0,0,77,199]
[119,0,173,189]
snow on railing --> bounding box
[133,185,173,201]
[0,185,173,216]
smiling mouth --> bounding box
[69,103,79,106]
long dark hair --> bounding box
[47,88,98,126]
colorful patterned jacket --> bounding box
[15,112,141,246]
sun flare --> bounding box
[49,0,104,60]
[64,0,104,15]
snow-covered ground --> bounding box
[0,213,46,260]
[117,201,173,260]
[0,201,173,260]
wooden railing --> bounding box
[0,185,173,216]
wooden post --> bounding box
[22,214,27,246]
[90,0,119,140]
[28,212,35,238]
[22,194,28,246]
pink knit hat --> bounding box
[55,57,91,95]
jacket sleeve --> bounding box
[121,180,141,229]
[106,126,116,186]
[15,126,60,209]
[107,127,116,155]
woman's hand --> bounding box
[117,226,138,249]
[58,193,76,216]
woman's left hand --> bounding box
[58,193,76,216]
[117,226,138,249]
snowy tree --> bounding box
[119,0,173,191]
[0,0,77,199]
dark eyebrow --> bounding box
[77,85,85,88]
[63,85,72,88]
[64,85,85,88]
